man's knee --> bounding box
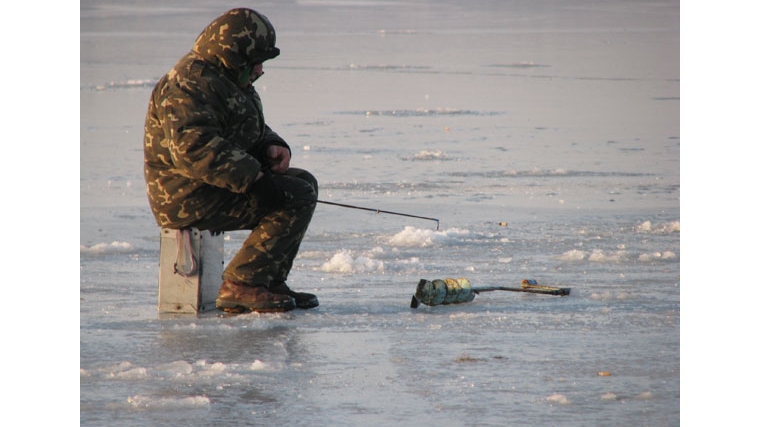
[292,168,318,193]
[282,168,318,201]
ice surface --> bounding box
[79,1,681,426]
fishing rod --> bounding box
[271,168,439,228]
[410,278,570,308]
[313,199,440,230]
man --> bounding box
[144,8,318,313]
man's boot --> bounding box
[269,282,319,309]
[216,280,296,313]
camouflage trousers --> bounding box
[190,168,318,286]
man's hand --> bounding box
[267,145,290,174]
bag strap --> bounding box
[173,229,198,277]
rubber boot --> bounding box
[216,280,296,313]
[269,282,319,309]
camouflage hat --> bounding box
[192,8,280,72]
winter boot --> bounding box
[216,280,296,313]
[269,282,319,309]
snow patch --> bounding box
[320,249,385,273]
[80,241,134,254]
[637,220,680,233]
[545,393,570,405]
[127,394,211,409]
[386,226,470,247]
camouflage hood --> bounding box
[192,8,280,78]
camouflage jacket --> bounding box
[143,8,287,228]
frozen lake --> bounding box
[79,1,680,425]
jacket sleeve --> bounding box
[157,75,262,194]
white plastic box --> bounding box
[158,228,224,313]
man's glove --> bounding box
[250,170,293,208]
